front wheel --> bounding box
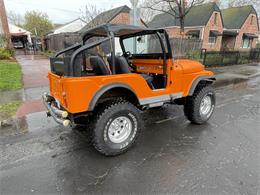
[92,99,141,156]
[184,85,215,124]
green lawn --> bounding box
[0,101,21,119]
[0,60,22,91]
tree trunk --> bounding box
[0,0,12,48]
[179,17,185,37]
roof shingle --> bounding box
[222,5,257,29]
[148,2,220,28]
[79,5,130,33]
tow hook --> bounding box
[46,111,51,117]
[43,93,71,127]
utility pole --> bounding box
[0,0,11,47]
[130,0,140,26]
[130,0,140,53]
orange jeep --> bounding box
[43,24,216,156]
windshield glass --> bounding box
[122,33,168,55]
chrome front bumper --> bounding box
[42,93,71,127]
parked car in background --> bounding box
[12,41,24,49]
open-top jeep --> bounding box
[43,24,216,156]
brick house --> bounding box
[148,3,259,51]
[80,5,133,32]
[148,3,224,51]
[221,5,259,50]
[46,6,138,51]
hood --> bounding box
[175,59,204,74]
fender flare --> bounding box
[188,76,216,96]
[88,83,139,111]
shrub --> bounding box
[186,50,201,60]
[0,35,8,48]
[238,52,250,64]
[0,48,12,60]
[43,50,55,57]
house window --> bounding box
[187,34,200,39]
[208,32,217,44]
[241,37,252,48]
[214,13,218,25]
[250,16,254,25]
[186,30,200,40]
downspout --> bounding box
[201,27,205,40]
[201,27,205,49]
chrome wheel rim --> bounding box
[200,95,212,116]
[108,116,132,144]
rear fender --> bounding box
[88,83,139,111]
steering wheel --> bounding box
[124,51,136,70]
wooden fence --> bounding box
[170,38,202,57]
[45,33,81,51]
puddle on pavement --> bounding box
[216,76,260,103]
[233,68,260,76]
[210,63,260,76]
[0,111,58,137]
[0,90,23,104]
[232,80,248,89]
[248,63,260,67]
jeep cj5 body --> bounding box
[43,24,216,156]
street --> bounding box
[1,77,260,194]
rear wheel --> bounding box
[184,85,215,124]
[92,99,141,156]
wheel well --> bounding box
[176,77,215,105]
[197,79,215,86]
[94,87,139,109]
[188,77,216,96]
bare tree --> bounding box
[206,0,221,7]
[80,4,119,29]
[79,4,103,24]
[145,0,205,34]
[139,0,158,23]
[7,11,23,26]
[228,0,258,7]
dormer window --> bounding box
[250,16,254,25]
[214,13,218,25]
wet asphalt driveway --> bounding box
[1,78,260,194]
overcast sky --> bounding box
[4,0,132,24]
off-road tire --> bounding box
[184,85,215,125]
[91,99,141,156]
